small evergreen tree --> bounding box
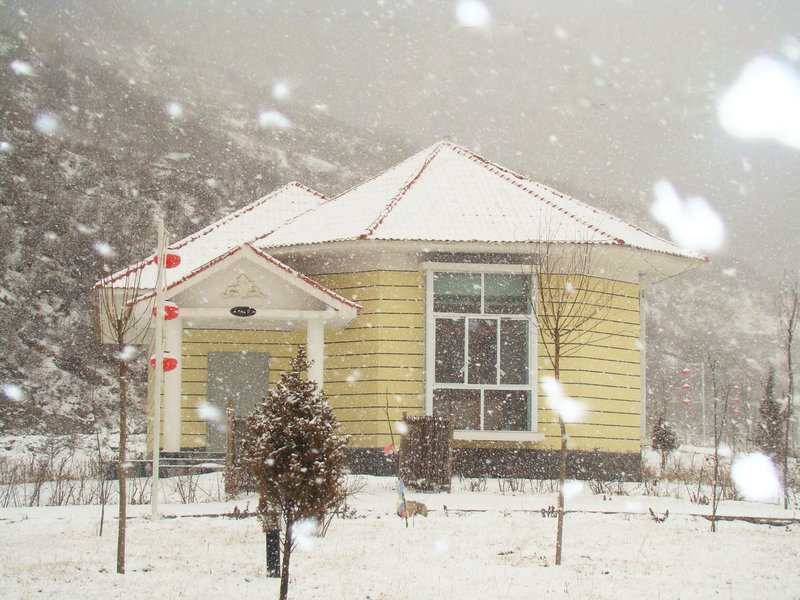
[241,347,348,600]
[652,413,678,471]
[754,367,783,463]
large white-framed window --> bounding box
[424,263,543,442]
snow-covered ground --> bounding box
[1,473,798,599]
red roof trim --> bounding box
[359,144,444,239]
[132,244,362,313]
[97,182,327,288]
[132,246,245,305]
[170,181,327,253]
[448,143,625,245]
[94,256,155,289]
[245,243,363,312]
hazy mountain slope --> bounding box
[0,8,410,433]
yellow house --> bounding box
[96,141,703,479]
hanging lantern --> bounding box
[149,354,178,372]
[152,301,180,320]
[154,252,181,269]
[682,398,691,407]
[680,368,691,376]
[382,442,395,455]
[680,383,691,391]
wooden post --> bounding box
[399,415,453,492]
[265,511,280,578]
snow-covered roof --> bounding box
[258,141,704,261]
[98,181,327,290]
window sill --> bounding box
[453,431,545,442]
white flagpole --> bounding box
[151,218,168,520]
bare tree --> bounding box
[780,275,798,509]
[707,356,731,533]
[94,256,152,574]
[532,241,622,565]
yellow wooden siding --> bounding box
[534,278,641,453]
[314,270,425,448]
[153,269,641,456]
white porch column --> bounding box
[307,319,325,387]
[163,314,183,452]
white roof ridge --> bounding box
[359,142,446,239]
[446,144,619,245]
[446,143,704,258]
[170,181,327,252]
[98,181,327,288]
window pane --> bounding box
[484,273,531,314]
[434,272,481,313]
[433,388,481,430]
[484,390,529,431]
[500,319,528,385]
[467,318,497,384]
[435,318,465,383]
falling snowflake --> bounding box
[650,180,725,253]
[258,110,291,130]
[395,420,409,435]
[115,345,139,363]
[563,479,584,500]
[33,112,59,136]
[717,56,800,150]
[9,59,33,76]
[542,376,584,423]
[197,402,222,423]
[0,141,12,153]
[293,518,317,551]
[731,452,782,502]
[272,81,290,101]
[92,241,116,259]
[455,0,490,28]
[2,384,25,402]
[166,101,183,119]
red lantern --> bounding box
[149,354,178,372]
[154,252,181,269]
[682,398,691,407]
[382,443,395,455]
[680,383,691,391]
[152,301,180,320]
[680,368,691,376]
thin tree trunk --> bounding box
[555,416,567,565]
[116,352,127,574]
[96,431,105,537]
[784,294,795,510]
[279,521,293,600]
[554,344,567,566]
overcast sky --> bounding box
[27,0,800,278]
